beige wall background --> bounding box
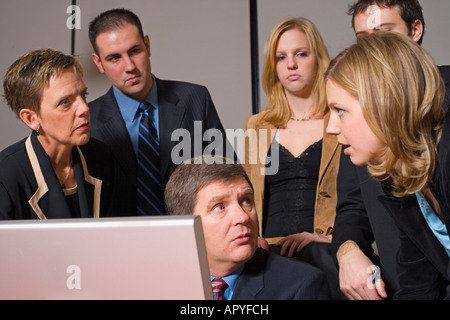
[1,0,449,151]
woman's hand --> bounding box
[257,236,270,250]
[276,232,331,257]
[337,241,387,300]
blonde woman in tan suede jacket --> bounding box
[243,17,341,266]
[243,17,342,299]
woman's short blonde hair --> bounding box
[3,48,83,117]
[262,17,330,128]
[326,31,445,197]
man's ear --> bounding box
[19,109,39,131]
[411,19,424,43]
[144,35,151,57]
[92,53,105,73]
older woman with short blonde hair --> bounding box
[1,49,117,219]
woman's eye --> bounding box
[337,108,345,117]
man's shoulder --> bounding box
[238,249,330,299]
[439,65,450,82]
[156,78,208,96]
[438,65,450,72]
[88,87,115,107]
[267,250,322,274]
[248,248,323,278]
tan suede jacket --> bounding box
[243,110,341,242]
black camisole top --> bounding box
[262,138,322,238]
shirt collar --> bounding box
[112,74,158,121]
[210,264,244,295]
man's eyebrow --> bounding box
[355,30,369,37]
[356,22,397,36]
[127,44,142,53]
[204,187,254,205]
[104,52,120,60]
[103,44,142,60]
[379,22,396,28]
[207,194,227,204]
[240,188,254,197]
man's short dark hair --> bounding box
[348,0,425,45]
[88,8,145,54]
[164,156,253,216]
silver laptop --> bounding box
[0,215,212,300]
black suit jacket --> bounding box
[441,65,450,112]
[89,77,228,216]
[0,132,115,219]
[232,248,331,300]
[331,65,450,297]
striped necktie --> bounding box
[137,101,166,215]
[211,278,228,300]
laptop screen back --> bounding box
[0,215,212,300]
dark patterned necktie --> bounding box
[137,102,165,215]
[211,278,228,300]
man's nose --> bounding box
[231,204,250,225]
[123,55,136,72]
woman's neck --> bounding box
[38,135,74,187]
[286,93,318,120]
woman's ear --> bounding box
[19,109,40,131]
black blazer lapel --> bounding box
[28,133,72,219]
[156,78,186,184]
[379,194,449,278]
[72,147,92,218]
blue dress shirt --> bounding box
[416,191,450,257]
[210,265,244,300]
[113,75,160,157]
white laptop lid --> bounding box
[0,215,212,300]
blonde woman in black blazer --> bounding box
[326,32,450,299]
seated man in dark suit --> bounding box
[164,156,331,300]
[87,8,228,217]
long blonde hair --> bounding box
[326,31,445,197]
[262,17,330,128]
